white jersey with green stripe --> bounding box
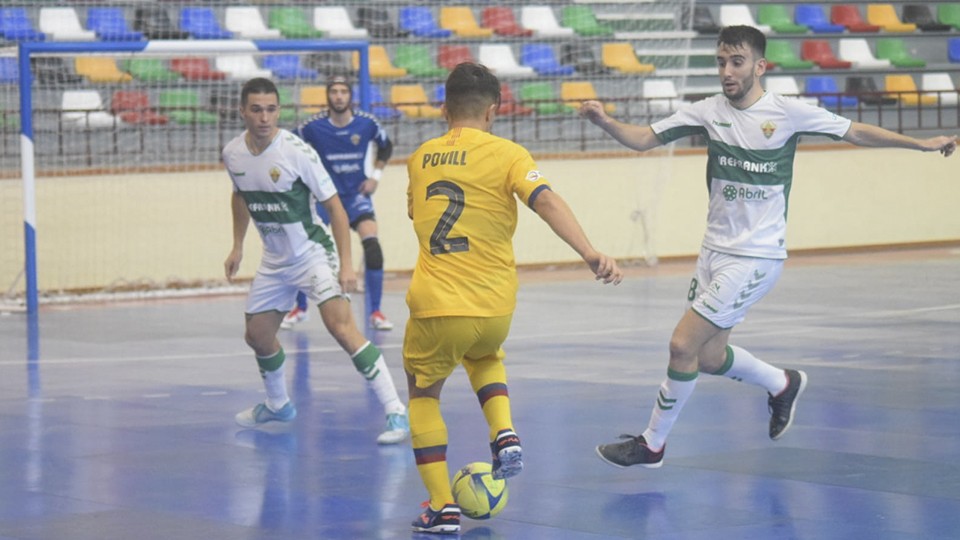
[652,92,852,259]
[222,129,339,268]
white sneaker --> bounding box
[370,310,393,331]
[376,412,409,445]
[280,306,309,330]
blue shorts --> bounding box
[316,192,375,230]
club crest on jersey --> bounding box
[351,134,361,146]
[525,170,542,182]
[761,120,777,139]
[269,166,281,183]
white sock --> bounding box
[370,357,405,415]
[261,364,289,411]
[717,345,787,394]
[642,372,698,451]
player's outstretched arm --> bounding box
[531,189,623,285]
[843,122,957,157]
[579,100,662,153]
[319,194,358,293]
[224,192,249,282]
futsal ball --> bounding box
[451,462,509,520]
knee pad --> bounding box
[362,237,383,270]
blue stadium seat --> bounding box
[0,8,45,41]
[0,57,18,83]
[399,7,452,38]
[794,5,845,33]
[262,55,318,80]
[179,7,232,40]
[521,44,575,76]
[355,84,403,119]
[950,38,960,63]
[805,76,858,109]
[434,84,445,104]
[87,8,143,41]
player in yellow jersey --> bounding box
[405,62,624,535]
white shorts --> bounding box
[686,247,784,329]
[245,249,344,314]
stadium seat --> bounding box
[394,45,448,78]
[39,8,96,41]
[111,90,168,125]
[209,89,240,123]
[498,83,533,116]
[757,5,808,33]
[364,84,402,119]
[719,5,772,34]
[0,8,45,41]
[837,39,891,68]
[31,57,83,84]
[123,58,180,82]
[845,76,897,105]
[940,4,960,30]
[160,90,219,124]
[562,5,614,37]
[304,52,353,77]
[224,7,281,39]
[170,58,226,81]
[269,7,323,38]
[482,7,532,37]
[831,5,880,32]
[134,7,189,40]
[805,76,858,109]
[601,43,655,74]
[520,6,575,37]
[390,84,442,118]
[902,5,951,32]
[262,55,318,81]
[440,7,494,38]
[357,7,409,38]
[950,38,960,63]
[399,7,452,39]
[478,44,536,77]
[353,46,407,79]
[884,74,936,106]
[179,7,232,40]
[642,79,682,115]
[215,55,272,81]
[688,5,721,34]
[801,40,852,69]
[520,82,576,115]
[433,83,446,105]
[875,38,926,67]
[0,57,18,84]
[438,45,477,71]
[866,4,917,32]
[765,75,819,105]
[794,5,845,33]
[86,8,143,41]
[299,86,327,115]
[765,41,815,69]
[561,81,615,113]
[275,87,297,123]
[75,57,132,83]
[920,73,959,106]
[521,43,575,76]
[61,90,117,129]
[560,43,608,75]
[313,7,368,39]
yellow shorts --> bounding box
[403,314,513,389]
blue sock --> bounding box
[365,269,383,312]
[296,291,308,311]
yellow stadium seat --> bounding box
[884,74,937,106]
[601,43,655,74]
[300,86,328,115]
[390,84,442,118]
[866,4,917,32]
[75,56,132,83]
[560,81,615,113]
[440,7,494,38]
[352,46,407,78]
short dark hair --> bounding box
[717,25,766,59]
[444,62,501,120]
[241,77,279,106]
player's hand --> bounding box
[927,135,957,157]
[587,252,623,285]
[339,266,358,294]
[360,178,379,195]
[224,249,242,282]
[579,100,610,126]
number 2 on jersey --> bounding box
[427,180,469,255]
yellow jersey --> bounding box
[406,127,551,318]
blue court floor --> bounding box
[1,247,959,540]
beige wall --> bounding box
[1,146,958,293]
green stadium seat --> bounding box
[561,5,614,37]
[765,40,815,69]
[394,44,448,78]
[938,3,960,30]
[269,7,323,38]
[159,90,218,125]
[875,38,926,68]
[519,82,577,115]
[122,58,180,82]
[757,5,809,33]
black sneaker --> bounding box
[490,428,523,480]
[596,434,664,468]
[411,502,460,534]
[768,369,808,440]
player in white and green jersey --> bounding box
[581,25,956,469]
[222,78,409,445]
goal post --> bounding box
[13,39,371,316]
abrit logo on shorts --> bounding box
[722,184,768,202]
